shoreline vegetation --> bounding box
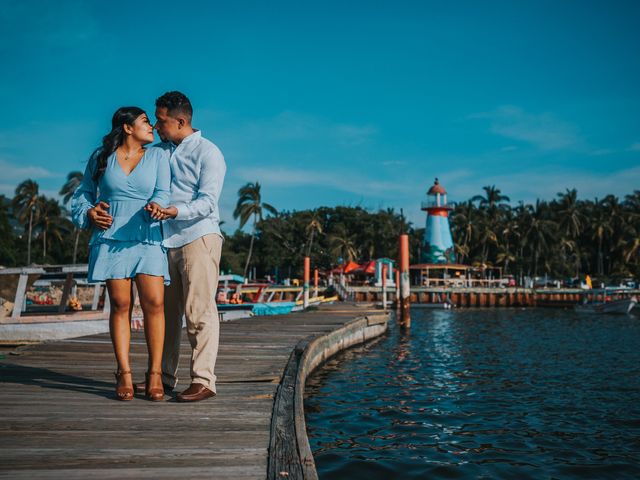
[1,178,638,284]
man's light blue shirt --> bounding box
[158,130,226,248]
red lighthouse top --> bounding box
[421,178,451,212]
[427,178,447,195]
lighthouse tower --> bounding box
[421,178,455,263]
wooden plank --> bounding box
[91,283,102,310]
[0,303,387,479]
[58,272,75,313]
[11,273,28,319]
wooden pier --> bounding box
[345,286,640,308]
[0,304,389,479]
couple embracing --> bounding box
[72,91,225,403]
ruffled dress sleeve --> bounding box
[71,152,98,230]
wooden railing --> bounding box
[0,264,106,321]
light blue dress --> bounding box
[71,146,171,284]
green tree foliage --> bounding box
[0,195,19,266]
[233,182,278,278]
[222,205,412,279]
[450,187,640,281]
[1,173,638,284]
[59,171,84,263]
[12,179,40,264]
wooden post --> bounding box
[399,234,411,328]
[91,283,102,311]
[395,268,400,306]
[11,273,29,319]
[382,264,388,312]
[103,287,111,315]
[303,257,310,309]
[58,272,74,313]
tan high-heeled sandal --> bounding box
[114,370,134,401]
[146,371,165,402]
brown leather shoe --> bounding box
[176,383,216,403]
[134,380,174,394]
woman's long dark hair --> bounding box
[91,106,146,181]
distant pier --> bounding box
[345,286,640,308]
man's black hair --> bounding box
[156,91,193,120]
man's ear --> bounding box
[177,117,186,128]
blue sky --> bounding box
[1,1,639,229]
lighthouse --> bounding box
[421,178,455,264]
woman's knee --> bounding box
[140,294,164,315]
[109,295,131,314]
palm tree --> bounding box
[472,185,510,216]
[328,225,358,263]
[525,201,554,276]
[590,200,613,276]
[33,196,70,261]
[477,220,498,265]
[304,209,323,258]
[451,201,476,263]
[59,171,83,203]
[12,180,40,264]
[60,171,84,263]
[233,182,277,278]
[556,189,583,240]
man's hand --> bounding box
[87,201,112,230]
[159,206,178,220]
[145,202,165,220]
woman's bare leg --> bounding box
[135,274,165,392]
[107,279,133,389]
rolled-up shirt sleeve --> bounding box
[148,151,171,208]
[174,148,226,221]
[71,155,98,230]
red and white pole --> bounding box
[303,257,310,309]
[382,264,388,312]
[314,267,319,298]
[399,234,411,327]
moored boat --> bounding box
[574,293,637,314]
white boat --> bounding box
[574,295,637,314]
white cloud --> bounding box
[0,160,59,181]
[470,105,583,151]
[589,149,614,156]
[628,142,640,152]
[381,160,408,166]
[233,166,420,198]
[442,165,640,205]
[218,110,377,152]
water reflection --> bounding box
[304,308,640,479]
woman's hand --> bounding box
[88,201,112,230]
[145,202,165,220]
[145,204,178,220]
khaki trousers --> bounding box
[162,234,223,392]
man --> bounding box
[141,91,226,402]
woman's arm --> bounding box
[71,152,113,230]
[148,150,171,208]
[71,155,99,229]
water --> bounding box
[304,308,640,479]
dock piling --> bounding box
[399,234,411,328]
[303,257,310,309]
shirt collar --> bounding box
[178,129,201,146]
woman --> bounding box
[72,106,170,401]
